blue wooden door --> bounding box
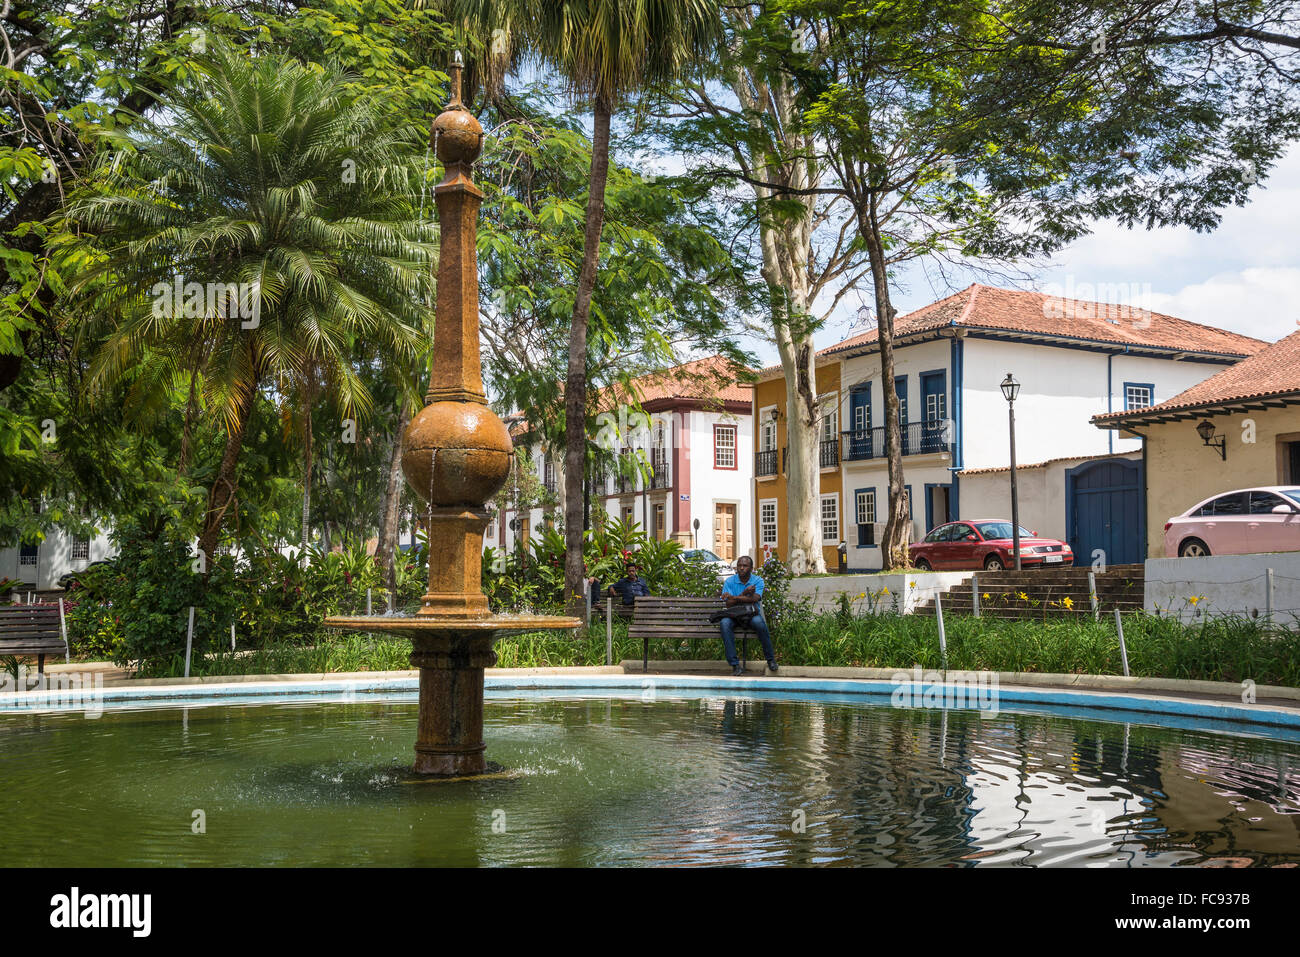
[848,387,872,459]
[1068,460,1144,566]
[920,371,946,453]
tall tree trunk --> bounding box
[563,95,612,618]
[861,195,910,569]
[178,370,199,476]
[197,380,257,566]
[378,404,412,598]
[300,387,313,556]
[732,66,826,575]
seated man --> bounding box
[719,556,778,676]
[607,562,650,606]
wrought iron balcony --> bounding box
[841,419,952,462]
[755,448,779,477]
[820,438,839,469]
[650,453,669,489]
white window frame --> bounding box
[1125,384,1153,410]
[818,393,838,443]
[714,424,737,469]
[71,537,90,561]
[758,405,778,452]
[820,493,840,545]
[759,498,778,548]
[926,391,946,421]
[855,489,876,526]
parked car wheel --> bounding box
[914,558,932,571]
[983,555,1005,571]
[1178,537,1211,558]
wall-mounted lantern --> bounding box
[1195,419,1226,460]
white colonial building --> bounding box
[1,513,115,593]
[755,284,1265,571]
[492,355,754,561]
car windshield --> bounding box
[1281,489,1300,507]
[974,522,1035,540]
[687,550,721,562]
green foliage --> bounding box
[752,555,804,625]
[63,526,427,667]
[61,523,241,674]
[483,517,721,612]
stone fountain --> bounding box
[325,55,579,777]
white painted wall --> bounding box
[686,408,753,558]
[962,339,1230,468]
[1145,552,1300,623]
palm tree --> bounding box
[66,41,435,563]
[450,0,722,615]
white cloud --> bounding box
[1145,268,1300,343]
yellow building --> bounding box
[1094,330,1300,557]
[752,360,843,570]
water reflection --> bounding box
[0,695,1297,866]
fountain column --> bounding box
[325,54,577,777]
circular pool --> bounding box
[2,685,1298,866]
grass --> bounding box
[134,613,1300,688]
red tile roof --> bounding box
[1094,328,1300,425]
[599,354,753,410]
[821,283,1265,359]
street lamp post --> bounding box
[1001,373,1022,571]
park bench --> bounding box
[0,603,70,678]
[628,596,758,673]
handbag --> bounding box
[708,604,757,626]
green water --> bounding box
[2,694,1298,866]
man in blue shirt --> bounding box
[719,555,778,676]
[607,563,651,606]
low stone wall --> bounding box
[788,571,972,615]
[1144,553,1300,623]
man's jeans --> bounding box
[719,610,776,666]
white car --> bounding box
[681,549,734,578]
[1164,486,1300,557]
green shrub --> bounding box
[67,524,241,674]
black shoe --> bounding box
[767,660,779,673]
[731,664,745,676]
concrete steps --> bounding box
[915,564,1145,620]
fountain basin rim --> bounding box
[7,673,1300,739]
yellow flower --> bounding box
[1189,595,1204,606]
[881,586,890,594]
[1018,591,1029,601]
[982,593,990,600]
[855,592,867,600]
[1062,596,1074,609]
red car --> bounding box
[909,520,1073,571]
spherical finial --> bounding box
[431,52,483,166]
[432,108,483,166]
